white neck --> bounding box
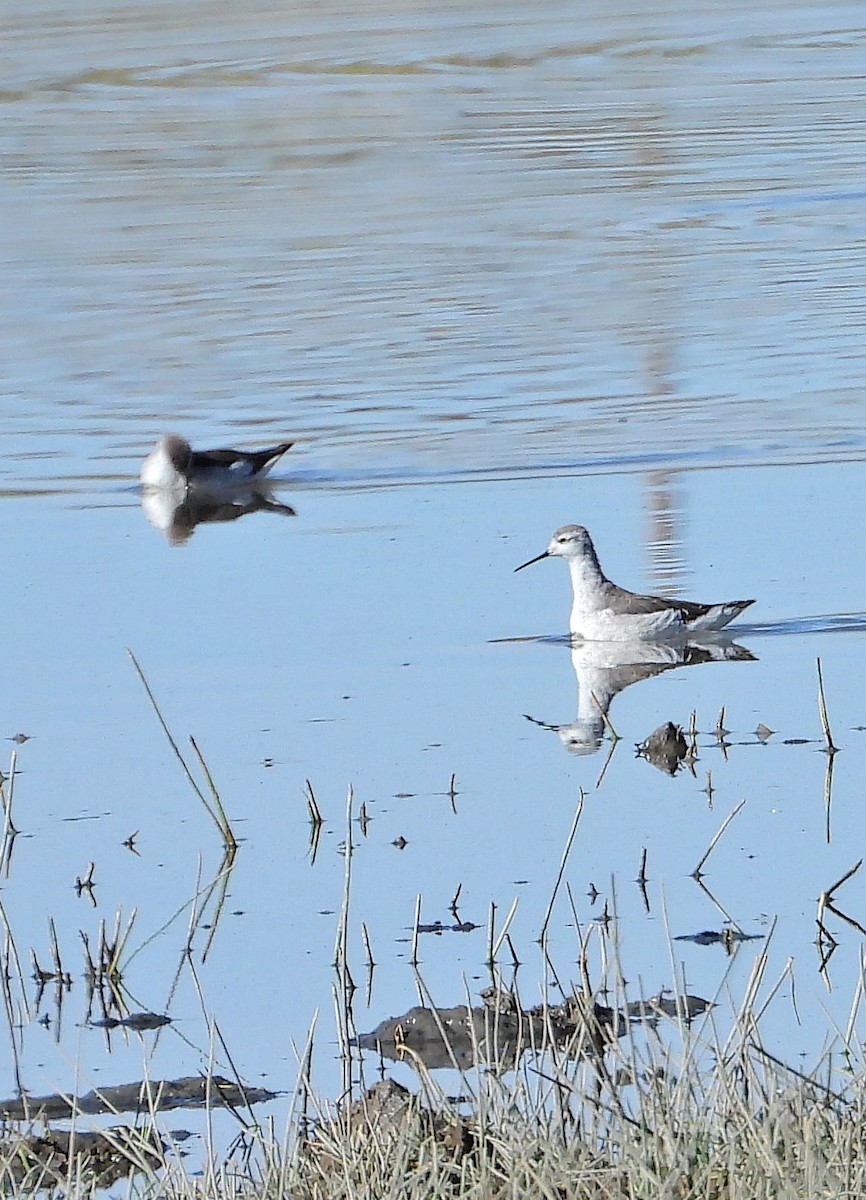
[567,554,608,616]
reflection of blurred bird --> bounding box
[141,487,295,547]
[516,525,754,640]
[526,639,755,757]
[140,433,293,492]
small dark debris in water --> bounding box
[263,757,274,768]
[9,733,30,744]
[755,723,775,742]
[783,737,812,745]
[394,792,414,799]
[90,1012,172,1031]
[626,992,713,1021]
[393,836,408,849]
[0,1075,277,1120]
[169,1128,197,1142]
[417,921,479,935]
[636,722,687,775]
[675,929,762,947]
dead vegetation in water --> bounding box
[0,664,863,1197]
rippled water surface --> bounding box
[3,0,866,1158]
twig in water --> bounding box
[334,785,355,1098]
[816,657,837,754]
[825,859,862,900]
[590,692,619,744]
[411,894,422,967]
[127,650,232,845]
[817,858,863,952]
[490,896,520,963]
[361,922,375,972]
[75,863,97,906]
[305,780,322,826]
[540,790,586,947]
[190,737,237,851]
[823,746,836,845]
[505,933,521,967]
[692,797,747,879]
[48,918,63,979]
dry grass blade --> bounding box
[189,736,237,850]
[692,797,747,879]
[816,656,837,754]
[540,790,586,946]
[127,649,233,845]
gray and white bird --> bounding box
[140,433,293,492]
[515,524,754,641]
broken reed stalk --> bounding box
[334,785,355,1095]
[361,922,375,971]
[0,897,29,1020]
[289,1013,318,1145]
[48,918,63,976]
[127,649,234,845]
[305,780,323,826]
[0,749,18,846]
[189,737,237,851]
[490,896,520,962]
[411,895,422,967]
[816,657,837,754]
[540,790,586,947]
[107,907,138,976]
[692,797,747,879]
[817,861,866,953]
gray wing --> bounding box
[602,585,706,618]
[604,585,753,623]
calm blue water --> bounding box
[3,0,866,1155]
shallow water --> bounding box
[3,0,866,1152]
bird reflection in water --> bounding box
[525,637,755,758]
[141,485,296,546]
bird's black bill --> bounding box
[514,550,550,573]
